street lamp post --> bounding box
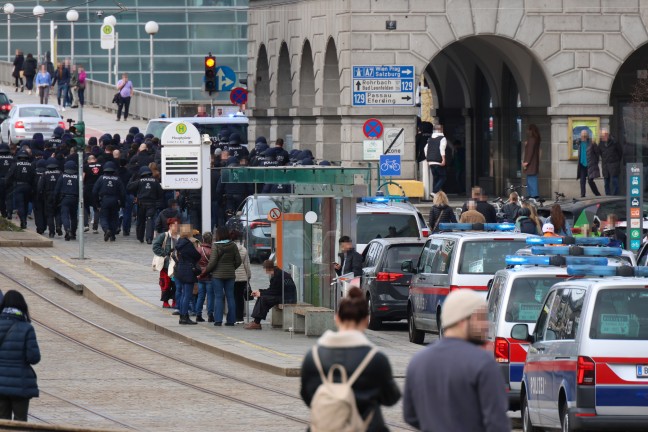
[3,3,14,62]
[33,5,45,64]
[103,15,116,85]
[66,9,78,64]
[145,21,159,94]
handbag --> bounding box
[168,250,177,278]
[151,234,168,271]
[112,92,122,104]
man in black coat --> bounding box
[461,187,497,223]
[244,260,297,330]
[599,129,623,195]
[335,235,363,277]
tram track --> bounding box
[0,268,415,431]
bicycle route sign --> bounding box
[352,65,415,106]
[380,154,401,177]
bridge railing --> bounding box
[0,61,177,121]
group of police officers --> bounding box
[0,123,330,244]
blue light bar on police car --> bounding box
[566,265,640,277]
[526,236,610,246]
[361,195,409,204]
[438,223,515,231]
[530,246,622,256]
[505,255,608,266]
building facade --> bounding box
[248,0,648,196]
[0,0,248,101]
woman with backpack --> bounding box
[428,191,457,232]
[515,207,540,235]
[300,287,401,431]
[173,224,202,325]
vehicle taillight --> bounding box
[495,337,509,363]
[250,221,270,229]
[2,104,10,110]
[376,272,404,281]
[421,228,430,237]
[14,120,24,129]
[58,121,66,129]
[577,356,595,385]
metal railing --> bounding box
[0,61,177,121]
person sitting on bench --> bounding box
[245,260,297,330]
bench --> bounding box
[293,307,335,337]
[271,303,313,329]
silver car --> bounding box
[0,104,64,145]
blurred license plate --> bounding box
[637,365,648,378]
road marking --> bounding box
[83,267,158,310]
[52,255,77,268]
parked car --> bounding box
[360,238,426,330]
[228,195,279,262]
[0,104,65,145]
[537,196,648,229]
[0,92,12,124]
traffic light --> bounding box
[205,54,216,94]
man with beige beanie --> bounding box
[403,289,510,431]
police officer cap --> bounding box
[53,126,65,138]
[36,159,48,169]
[17,151,29,159]
[262,147,277,157]
[46,157,59,169]
[139,166,152,176]
[0,144,9,154]
[103,161,117,172]
[219,128,230,139]
[319,160,332,166]
[255,136,267,144]
[64,160,77,171]
[229,133,241,145]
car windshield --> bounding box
[255,198,280,217]
[356,213,419,244]
[146,121,248,143]
[589,288,648,340]
[385,245,423,269]
[505,277,556,322]
[458,240,526,274]
[0,94,9,105]
[19,107,59,118]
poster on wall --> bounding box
[567,117,600,161]
[311,223,323,264]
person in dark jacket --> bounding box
[127,165,163,244]
[11,49,24,92]
[428,191,457,232]
[403,289,509,432]
[244,260,297,330]
[155,199,183,234]
[194,232,213,323]
[0,290,41,421]
[335,235,363,277]
[300,287,401,431]
[38,157,62,238]
[173,224,202,325]
[92,161,125,242]
[152,218,179,308]
[22,53,37,94]
[54,160,79,240]
[461,187,497,223]
[575,129,601,198]
[523,124,541,198]
[598,129,623,195]
[201,226,242,326]
[515,207,539,235]
[501,192,521,223]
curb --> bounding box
[0,232,53,247]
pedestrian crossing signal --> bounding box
[205,54,216,94]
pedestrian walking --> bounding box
[69,65,80,108]
[232,230,251,323]
[83,154,102,233]
[598,129,623,195]
[194,232,213,322]
[54,160,79,241]
[575,130,601,197]
[245,260,296,330]
[35,65,52,105]
[523,124,541,198]
[52,63,70,112]
[459,200,486,224]
[0,144,13,219]
[92,161,125,242]
[33,159,47,234]
[172,224,201,325]
[424,123,447,194]
[116,73,133,121]
[11,49,24,92]
[76,66,86,108]
[428,191,457,232]
[201,226,241,326]
[403,289,510,432]
[37,157,62,238]
[22,54,37,95]
[152,218,179,308]
[127,165,163,244]
[300,287,401,431]
[5,151,35,230]
[0,290,40,422]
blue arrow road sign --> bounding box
[352,65,415,106]
[380,154,401,177]
[215,66,236,92]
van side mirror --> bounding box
[511,323,533,342]
[401,260,415,273]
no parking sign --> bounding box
[363,118,383,139]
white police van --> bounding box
[404,223,533,344]
[146,115,249,146]
[511,265,648,432]
[488,237,631,411]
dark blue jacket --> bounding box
[0,312,41,398]
[173,237,201,284]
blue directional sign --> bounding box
[215,66,236,92]
[352,65,415,107]
[380,154,401,177]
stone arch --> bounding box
[277,42,293,109]
[255,44,270,110]
[323,38,339,108]
[300,40,315,109]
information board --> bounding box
[626,163,643,250]
[352,65,415,106]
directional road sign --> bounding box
[215,66,236,92]
[363,118,383,138]
[380,154,401,177]
[230,87,248,105]
[352,65,415,106]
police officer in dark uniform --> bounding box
[5,151,35,229]
[83,154,102,233]
[38,157,62,238]
[48,126,64,149]
[54,160,79,241]
[0,144,14,218]
[274,138,290,165]
[33,159,48,234]
[127,165,162,244]
[93,161,125,242]
[224,133,249,160]
[179,189,201,230]
[216,156,250,219]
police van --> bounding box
[146,115,249,146]
[487,237,631,411]
[404,223,533,344]
[511,265,648,432]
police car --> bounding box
[355,194,429,254]
[404,223,533,344]
[488,237,630,411]
[511,265,648,432]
